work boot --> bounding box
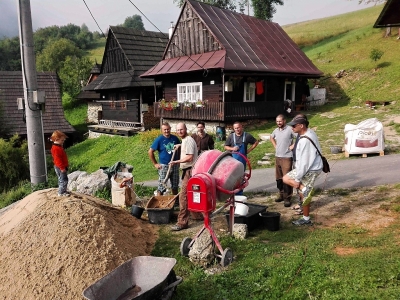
[275,192,284,202]
[283,193,291,207]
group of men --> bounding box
[148,114,323,230]
[271,114,323,226]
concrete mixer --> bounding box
[179,150,251,267]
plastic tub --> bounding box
[225,203,267,231]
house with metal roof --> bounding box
[141,0,323,127]
[0,71,75,148]
[83,26,169,134]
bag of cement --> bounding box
[111,172,135,207]
[344,118,385,154]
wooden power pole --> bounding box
[17,0,47,185]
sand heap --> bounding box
[0,189,158,299]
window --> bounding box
[177,82,202,103]
[243,82,255,102]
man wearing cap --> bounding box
[283,115,323,226]
[270,114,297,207]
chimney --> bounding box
[169,22,174,39]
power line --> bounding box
[82,0,106,38]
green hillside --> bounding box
[285,4,398,103]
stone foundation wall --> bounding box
[87,103,102,124]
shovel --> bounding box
[162,149,177,190]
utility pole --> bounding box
[17,0,47,185]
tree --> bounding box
[36,38,82,72]
[59,56,93,98]
[251,0,283,21]
[0,37,21,70]
[370,48,384,62]
[119,15,145,30]
[173,0,283,20]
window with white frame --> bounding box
[177,82,202,103]
[243,82,255,102]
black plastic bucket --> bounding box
[259,212,281,231]
[131,205,144,219]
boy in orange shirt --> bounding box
[50,131,70,196]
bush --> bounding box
[0,136,30,193]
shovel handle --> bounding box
[163,149,176,185]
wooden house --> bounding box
[374,0,400,28]
[83,26,169,135]
[0,71,76,148]
[141,0,323,129]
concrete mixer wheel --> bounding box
[221,247,233,267]
[180,237,192,257]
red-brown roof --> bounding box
[142,0,322,77]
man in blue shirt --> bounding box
[148,122,180,195]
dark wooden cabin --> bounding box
[141,0,323,123]
[84,27,169,133]
[374,0,400,28]
[0,71,76,148]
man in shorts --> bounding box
[283,115,323,226]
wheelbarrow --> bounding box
[82,256,182,300]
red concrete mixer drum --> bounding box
[192,150,246,201]
[187,173,217,213]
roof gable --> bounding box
[143,0,322,77]
[85,27,169,91]
[374,0,400,28]
[0,71,75,136]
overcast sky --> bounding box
[1,0,378,38]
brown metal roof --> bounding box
[0,71,75,136]
[374,0,400,28]
[142,0,322,78]
[144,50,225,75]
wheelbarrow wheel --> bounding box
[221,247,233,267]
[180,237,192,257]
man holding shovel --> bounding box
[170,122,203,231]
[148,122,180,196]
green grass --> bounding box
[152,214,400,299]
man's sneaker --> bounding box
[275,197,283,203]
[284,199,291,207]
[292,217,312,226]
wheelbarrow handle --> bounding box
[162,276,183,292]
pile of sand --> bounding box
[0,189,158,299]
